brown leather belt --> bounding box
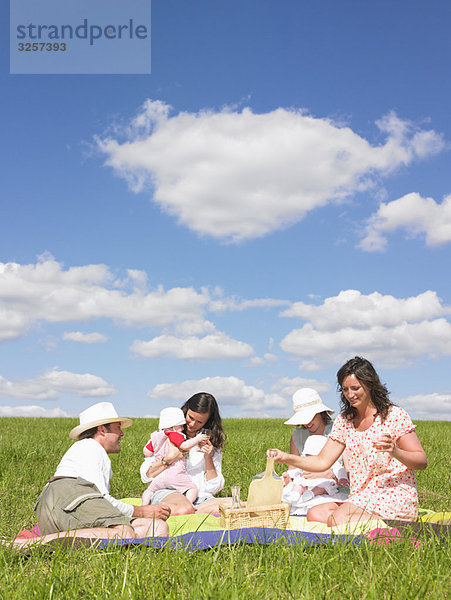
[48,476,77,483]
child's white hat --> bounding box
[302,434,328,456]
[159,407,186,430]
[284,388,334,426]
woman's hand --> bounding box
[268,439,344,472]
[267,448,288,463]
[373,433,395,455]
[378,430,427,470]
[200,439,218,481]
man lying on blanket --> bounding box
[9,402,169,549]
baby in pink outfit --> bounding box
[141,407,208,506]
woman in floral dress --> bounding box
[268,356,427,526]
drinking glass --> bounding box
[372,426,389,468]
[230,486,242,509]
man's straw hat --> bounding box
[69,402,132,440]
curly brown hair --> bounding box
[181,392,226,449]
[337,356,393,422]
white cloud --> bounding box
[0,256,211,341]
[280,290,451,368]
[130,332,254,360]
[360,193,451,251]
[281,290,446,331]
[173,320,216,336]
[96,102,444,242]
[63,331,109,344]
[397,393,451,421]
[0,310,30,343]
[209,297,290,312]
[147,375,287,412]
[0,405,71,418]
[249,353,278,367]
[272,376,330,397]
[282,320,451,368]
[125,268,149,293]
[0,369,116,400]
[0,257,282,354]
[249,357,264,366]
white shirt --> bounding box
[290,422,346,476]
[54,438,133,518]
[140,445,225,495]
[291,421,334,454]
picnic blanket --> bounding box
[94,512,451,551]
[14,503,449,552]
[117,498,385,548]
[14,511,379,551]
[95,512,376,551]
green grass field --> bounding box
[0,417,449,599]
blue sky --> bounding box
[1,0,450,421]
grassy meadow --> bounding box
[0,417,449,599]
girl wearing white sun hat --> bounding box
[285,388,335,458]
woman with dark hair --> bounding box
[140,392,226,515]
[336,356,393,422]
[181,392,226,451]
[268,357,427,525]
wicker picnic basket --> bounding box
[219,502,290,530]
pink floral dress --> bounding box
[329,406,418,520]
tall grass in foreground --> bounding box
[0,418,449,599]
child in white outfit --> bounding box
[141,407,208,507]
[282,435,349,509]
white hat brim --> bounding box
[284,404,334,426]
[69,417,133,440]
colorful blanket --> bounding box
[15,503,449,551]
[94,510,387,550]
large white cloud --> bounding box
[0,368,116,400]
[397,393,451,421]
[360,193,451,251]
[130,332,254,360]
[0,405,71,418]
[280,290,451,368]
[0,256,210,341]
[281,290,446,330]
[147,376,287,412]
[0,257,275,360]
[96,102,444,242]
